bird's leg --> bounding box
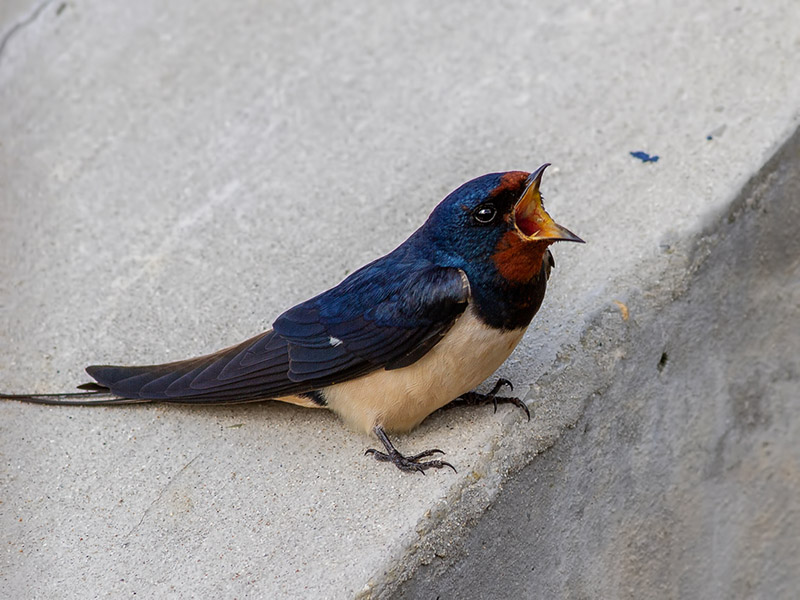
[365,425,456,474]
[450,378,530,421]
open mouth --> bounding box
[514,164,584,243]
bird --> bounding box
[1,164,583,473]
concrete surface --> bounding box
[396,129,800,600]
[0,1,798,598]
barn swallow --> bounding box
[1,164,583,473]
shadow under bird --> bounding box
[2,164,583,473]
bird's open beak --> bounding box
[514,163,585,243]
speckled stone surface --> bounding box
[1,1,799,598]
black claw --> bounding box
[433,460,457,473]
[490,378,513,395]
[406,448,445,461]
[368,426,458,474]
[512,397,531,421]
[452,378,530,421]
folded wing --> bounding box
[86,263,470,403]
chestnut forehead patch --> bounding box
[490,171,530,200]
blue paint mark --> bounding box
[630,151,659,163]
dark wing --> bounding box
[274,264,471,382]
[85,328,298,402]
[72,263,469,403]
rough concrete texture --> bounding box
[0,1,798,598]
[396,129,800,600]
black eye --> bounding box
[472,203,497,224]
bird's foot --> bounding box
[454,378,530,421]
[366,426,456,474]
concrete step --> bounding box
[2,1,798,598]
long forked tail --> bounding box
[2,328,298,406]
[0,383,151,406]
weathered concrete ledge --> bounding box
[388,125,800,599]
[1,1,799,598]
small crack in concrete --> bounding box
[0,0,56,65]
[124,453,202,539]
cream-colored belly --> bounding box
[320,305,527,435]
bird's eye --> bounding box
[472,204,497,224]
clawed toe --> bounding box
[367,427,457,474]
[453,377,530,421]
[491,378,514,395]
[508,396,531,421]
[365,446,456,474]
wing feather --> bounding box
[82,262,470,403]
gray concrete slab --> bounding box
[1,1,798,598]
[395,127,800,600]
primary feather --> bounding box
[84,255,469,403]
